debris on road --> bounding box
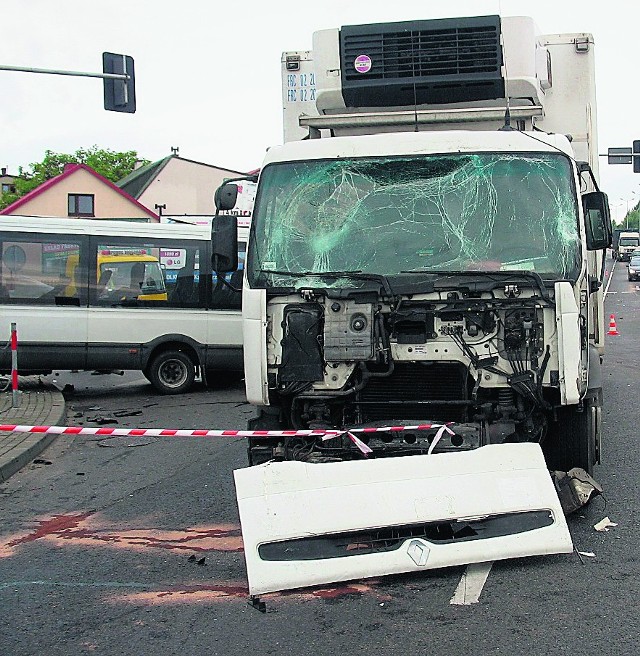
[552,468,603,515]
[594,517,618,532]
[87,415,118,425]
[186,555,207,566]
[113,410,143,417]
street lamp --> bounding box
[616,199,626,225]
[626,191,638,229]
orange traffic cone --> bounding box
[607,314,620,336]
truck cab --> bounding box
[214,13,612,597]
[215,15,611,474]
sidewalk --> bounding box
[0,376,66,482]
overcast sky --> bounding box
[1,0,638,222]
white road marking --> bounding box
[604,258,616,298]
[449,561,493,605]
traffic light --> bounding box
[102,52,136,113]
[634,140,640,173]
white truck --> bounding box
[615,230,640,261]
[213,15,612,594]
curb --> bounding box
[0,383,67,483]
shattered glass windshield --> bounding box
[248,152,580,287]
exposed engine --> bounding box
[249,280,559,464]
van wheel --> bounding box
[148,350,195,394]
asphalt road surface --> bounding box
[1,256,639,656]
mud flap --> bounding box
[234,443,573,595]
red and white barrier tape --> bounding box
[0,422,454,455]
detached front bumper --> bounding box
[234,443,573,595]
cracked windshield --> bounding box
[248,153,580,287]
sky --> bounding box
[1,0,639,223]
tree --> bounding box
[0,146,149,210]
[620,210,640,231]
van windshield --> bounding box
[248,152,581,287]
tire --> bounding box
[147,350,195,395]
[545,398,598,475]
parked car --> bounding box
[628,255,640,281]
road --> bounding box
[1,257,639,656]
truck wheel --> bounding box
[545,399,597,475]
[147,350,195,395]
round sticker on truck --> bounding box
[354,54,372,73]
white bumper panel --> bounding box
[234,444,573,595]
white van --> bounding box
[0,216,247,394]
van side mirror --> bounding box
[211,214,238,273]
[214,183,239,211]
[583,191,612,250]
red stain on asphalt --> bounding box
[1,515,392,608]
[112,581,382,605]
[305,584,372,599]
[4,512,94,549]
[53,525,244,553]
[0,515,243,557]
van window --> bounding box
[0,237,84,305]
[90,238,206,308]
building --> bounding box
[0,163,159,222]
[116,153,245,217]
[0,167,20,196]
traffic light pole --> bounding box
[0,64,127,81]
[0,52,136,113]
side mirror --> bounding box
[583,191,612,251]
[211,214,238,273]
[214,183,239,212]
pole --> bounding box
[11,322,19,408]
[0,64,128,81]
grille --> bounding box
[355,362,470,422]
[340,16,504,107]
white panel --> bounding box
[312,28,345,114]
[0,306,87,345]
[281,50,319,143]
[235,443,573,595]
[538,32,597,173]
[243,287,268,405]
[555,281,581,405]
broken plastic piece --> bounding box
[552,468,603,515]
[234,443,573,595]
[87,415,118,425]
[594,516,617,532]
